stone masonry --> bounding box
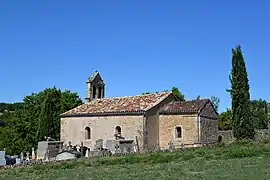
[61,115,144,150]
[159,115,199,149]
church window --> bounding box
[85,127,91,140]
[115,126,121,136]
[175,126,182,138]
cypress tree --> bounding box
[37,91,55,141]
[227,45,255,140]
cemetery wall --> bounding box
[218,129,269,143]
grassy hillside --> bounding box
[1,141,270,180]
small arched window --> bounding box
[175,126,182,138]
[115,126,121,136]
[85,127,91,140]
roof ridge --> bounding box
[144,92,173,111]
[86,91,171,103]
[197,99,210,112]
[169,99,209,104]
[61,91,173,117]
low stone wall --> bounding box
[218,129,269,143]
[254,129,269,142]
[218,131,235,144]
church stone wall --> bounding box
[198,100,219,144]
[146,113,159,150]
[200,117,218,143]
[145,93,174,150]
[60,115,144,150]
[159,115,198,149]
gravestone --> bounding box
[76,145,80,152]
[85,149,89,158]
[106,140,119,154]
[63,144,68,151]
[20,152,24,160]
[32,147,35,160]
[26,152,30,161]
[95,139,103,149]
[68,141,72,150]
[37,141,63,159]
[0,151,6,166]
[168,141,174,152]
[44,149,49,161]
[132,141,138,153]
[118,140,134,154]
[15,158,21,164]
[180,143,184,151]
[115,144,120,154]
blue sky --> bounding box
[0,0,269,113]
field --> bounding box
[1,141,270,180]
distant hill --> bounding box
[0,102,24,113]
[0,102,24,126]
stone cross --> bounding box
[68,141,72,150]
[132,141,137,152]
[45,149,49,161]
[168,141,174,152]
[26,152,30,161]
[76,145,80,152]
[115,144,120,154]
[31,147,35,160]
[80,142,84,157]
[180,143,184,151]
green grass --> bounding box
[2,141,270,180]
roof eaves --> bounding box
[159,110,199,115]
[60,110,146,118]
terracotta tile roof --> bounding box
[61,92,172,117]
[160,99,209,114]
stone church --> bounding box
[60,71,219,151]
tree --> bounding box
[218,109,232,130]
[0,109,28,154]
[250,99,268,129]
[210,96,220,112]
[0,87,82,155]
[171,86,185,101]
[196,95,201,100]
[227,45,254,140]
[37,89,60,141]
[218,99,269,131]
